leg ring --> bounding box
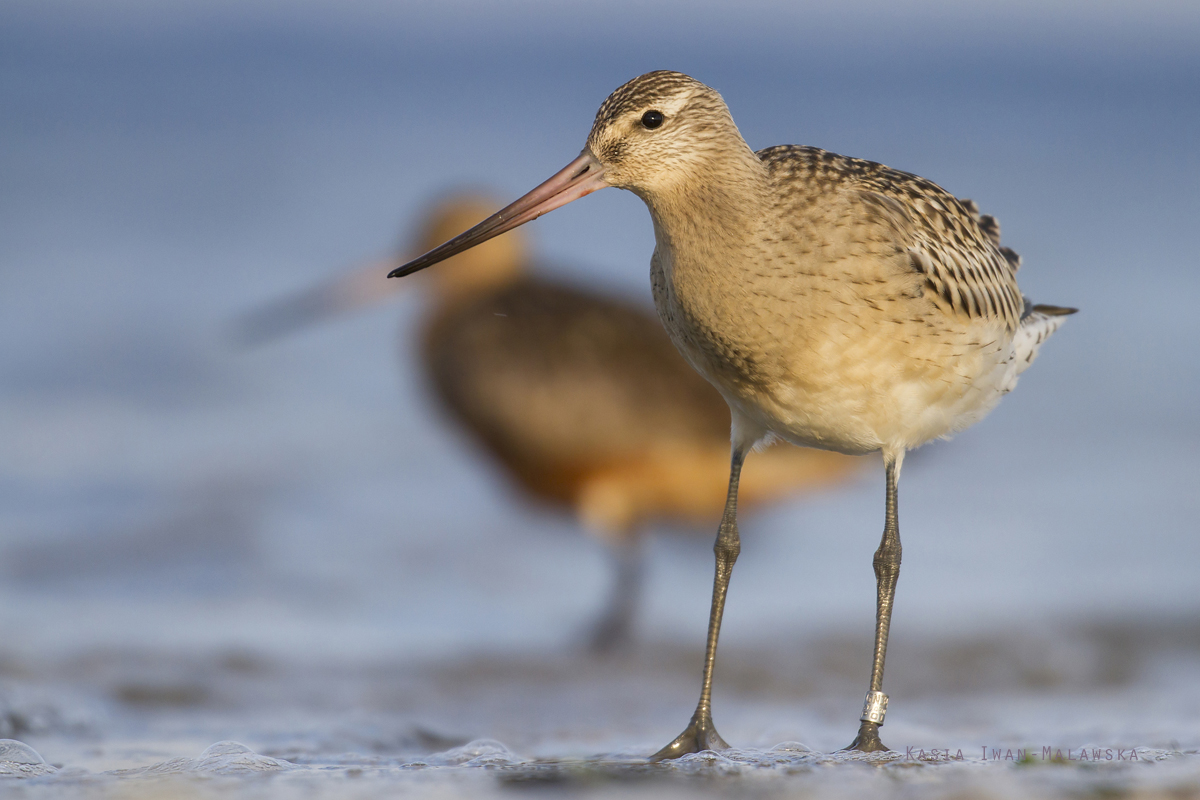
[860,691,888,725]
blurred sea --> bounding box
[1,1,1198,796]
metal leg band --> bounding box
[860,691,888,724]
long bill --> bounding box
[387,151,607,279]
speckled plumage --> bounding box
[757,145,1024,330]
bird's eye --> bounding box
[641,110,664,129]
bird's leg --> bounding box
[846,450,904,753]
[650,448,746,761]
[587,535,644,653]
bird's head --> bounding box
[387,71,741,281]
[585,71,741,197]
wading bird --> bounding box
[237,194,860,651]
[386,72,1075,757]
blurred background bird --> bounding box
[234,192,862,650]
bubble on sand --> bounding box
[192,741,295,774]
[199,741,254,759]
[0,740,44,765]
[0,739,57,778]
[112,741,295,777]
[427,739,525,767]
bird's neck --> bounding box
[642,144,770,283]
[639,144,780,399]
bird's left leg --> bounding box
[846,448,904,753]
[650,445,747,761]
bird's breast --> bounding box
[650,243,796,402]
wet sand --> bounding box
[4,620,1200,798]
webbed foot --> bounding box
[844,720,890,753]
[649,712,731,761]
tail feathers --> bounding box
[1030,304,1078,317]
[1012,302,1077,377]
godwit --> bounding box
[238,193,860,650]
[386,71,1076,757]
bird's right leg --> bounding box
[845,449,904,753]
[649,446,747,761]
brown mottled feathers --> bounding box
[957,197,1022,271]
[758,146,1025,331]
[422,278,732,501]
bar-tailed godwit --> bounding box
[388,71,1075,756]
